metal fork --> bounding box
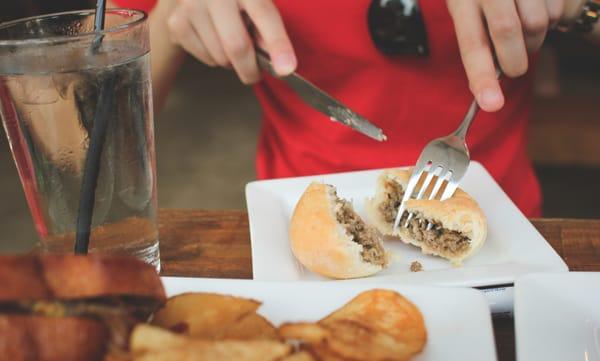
[392,98,481,232]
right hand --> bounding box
[166,0,297,84]
[446,0,566,112]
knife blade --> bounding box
[256,49,387,142]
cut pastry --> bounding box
[366,169,487,265]
[289,182,388,279]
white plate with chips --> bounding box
[245,161,567,287]
[162,277,497,361]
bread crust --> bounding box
[0,254,166,301]
[0,315,108,361]
[366,169,487,265]
[0,256,50,300]
[289,183,385,279]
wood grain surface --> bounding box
[158,209,600,361]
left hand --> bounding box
[446,0,566,112]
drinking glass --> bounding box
[0,9,159,268]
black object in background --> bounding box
[367,0,429,56]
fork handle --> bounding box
[454,68,503,140]
[453,99,479,140]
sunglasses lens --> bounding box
[368,0,429,56]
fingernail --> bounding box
[272,53,296,75]
[479,88,502,110]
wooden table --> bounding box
[158,209,600,361]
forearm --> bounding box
[147,0,185,112]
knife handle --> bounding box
[255,47,279,78]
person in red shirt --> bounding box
[110,0,597,217]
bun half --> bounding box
[290,183,388,279]
[366,169,487,265]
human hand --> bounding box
[447,0,567,112]
[166,0,297,84]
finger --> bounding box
[546,0,565,26]
[240,0,296,75]
[447,0,504,112]
[482,0,528,77]
[516,0,549,52]
[181,0,230,67]
[167,8,217,66]
[207,0,260,84]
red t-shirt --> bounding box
[116,0,542,217]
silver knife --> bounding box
[256,48,387,142]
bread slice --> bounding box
[366,169,487,265]
[289,182,388,279]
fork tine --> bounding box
[415,166,438,200]
[428,169,451,201]
[403,165,443,227]
[440,178,459,201]
[392,165,427,230]
[425,170,452,230]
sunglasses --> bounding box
[367,0,429,56]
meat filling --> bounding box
[378,180,471,257]
[379,178,405,224]
[335,199,386,266]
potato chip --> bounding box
[132,340,290,361]
[304,345,349,361]
[151,293,260,338]
[278,322,328,344]
[277,290,426,361]
[320,289,427,356]
[280,320,410,361]
[130,324,189,352]
[131,324,291,361]
[217,312,279,340]
[280,351,317,361]
[322,319,413,361]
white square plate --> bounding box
[515,272,600,361]
[162,277,498,361]
[246,162,567,287]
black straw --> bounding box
[74,0,109,254]
[93,0,107,31]
[90,0,106,53]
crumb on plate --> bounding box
[410,261,423,272]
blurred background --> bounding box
[1,1,599,252]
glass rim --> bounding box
[0,8,147,47]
